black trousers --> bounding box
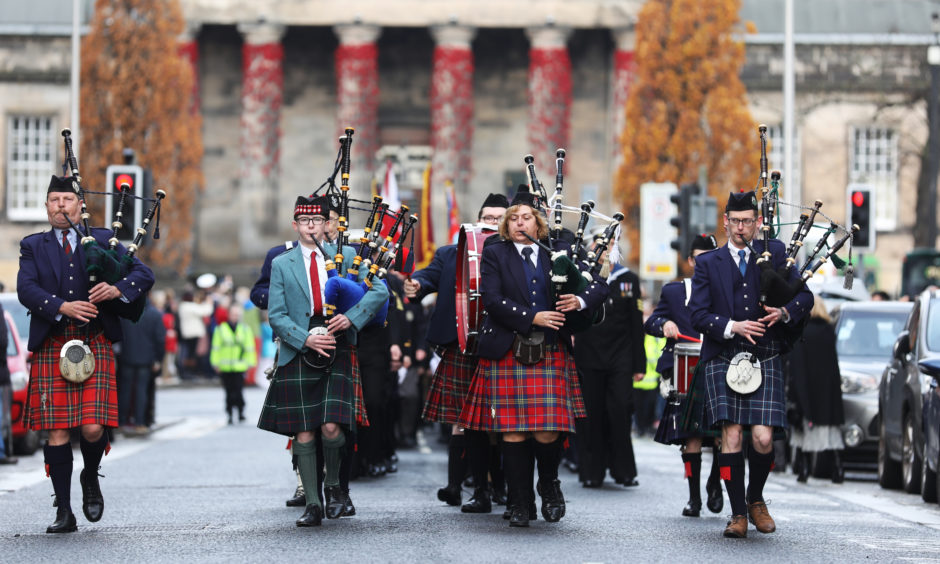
[576,367,637,483]
[220,372,245,412]
[358,354,389,465]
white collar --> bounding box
[512,241,538,255]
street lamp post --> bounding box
[926,12,940,247]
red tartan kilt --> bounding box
[350,346,369,427]
[422,346,478,425]
[457,344,585,433]
[26,326,118,430]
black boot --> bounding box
[502,441,531,527]
[534,439,565,522]
[681,452,702,517]
[461,487,492,513]
[797,451,810,483]
[437,434,466,506]
[46,506,77,534]
[831,450,845,484]
[295,504,322,527]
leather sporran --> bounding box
[512,331,545,365]
[59,339,95,383]
[725,351,762,395]
[302,326,336,369]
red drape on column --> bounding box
[430,45,474,204]
[527,46,572,170]
[335,43,380,194]
[241,42,283,182]
[612,48,636,160]
[177,40,200,115]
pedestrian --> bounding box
[17,174,154,533]
[787,295,845,483]
[457,187,608,527]
[257,194,388,527]
[210,303,257,424]
[688,190,813,538]
[647,233,724,518]
[118,298,166,433]
[177,289,213,380]
[0,301,19,465]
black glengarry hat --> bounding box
[294,195,330,218]
[480,192,509,211]
[725,190,758,213]
[47,175,77,195]
[510,184,541,208]
[689,233,718,257]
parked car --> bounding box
[0,293,30,344]
[3,310,38,455]
[920,358,940,504]
[829,301,912,471]
[879,288,940,493]
[807,276,871,311]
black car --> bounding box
[920,357,940,504]
[879,289,940,493]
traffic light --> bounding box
[669,184,700,258]
[848,185,874,251]
[105,164,144,241]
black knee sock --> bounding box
[746,449,774,504]
[706,447,722,488]
[682,452,702,502]
[501,441,529,509]
[533,439,562,486]
[447,434,467,488]
[44,443,73,512]
[489,442,505,492]
[719,451,747,516]
[524,439,536,503]
[79,433,108,473]
[465,430,490,493]
[340,431,353,493]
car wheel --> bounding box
[902,413,922,494]
[12,429,40,456]
[879,416,903,489]
[922,455,938,503]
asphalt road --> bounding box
[1,385,940,563]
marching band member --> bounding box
[457,187,607,527]
[647,233,724,517]
[18,175,154,533]
[688,191,813,538]
[258,195,388,528]
[405,193,508,512]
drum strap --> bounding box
[683,278,692,306]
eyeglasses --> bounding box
[727,217,756,226]
[296,216,326,225]
[480,215,502,225]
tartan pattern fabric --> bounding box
[421,346,479,424]
[257,342,365,436]
[457,344,584,433]
[702,340,786,428]
[25,325,118,429]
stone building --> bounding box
[0,0,937,295]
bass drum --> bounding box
[456,224,498,354]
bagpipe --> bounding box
[300,127,415,369]
[742,124,859,311]
[59,128,165,321]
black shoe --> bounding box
[537,479,565,522]
[80,468,104,523]
[682,500,702,517]
[705,480,724,514]
[46,508,77,533]
[502,502,538,520]
[238,412,246,423]
[286,486,306,507]
[463,475,476,489]
[367,463,386,478]
[0,456,19,465]
[324,486,347,519]
[384,458,398,474]
[620,477,640,487]
[461,489,492,513]
[562,459,579,473]
[437,484,462,506]
[343,490,356,517]
[490,487,508,506]
[508,505,529,527]
[295,504,322,527]
[582,479,602,488]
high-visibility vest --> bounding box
[634,334,665,390]
[210,322,257,373]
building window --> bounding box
[765,123,801,201]
[6,115,55,221]
[849,126,897,231]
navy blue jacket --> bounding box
[645,279,698,374]
[688,239,813,363]
[250,241,297,310]
[119,301,166,366]
[18,227,154,352]
[475,239,608,360]
[410,244,459,347]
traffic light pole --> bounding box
[924,28,940,247]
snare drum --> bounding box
[673,342,701,396]
[456,223,497,354]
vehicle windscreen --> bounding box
[927,299,940,352]
[5,319,15,357]
[836,310,909,359]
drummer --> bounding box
[646,234,724,518]
[404,193,509,512]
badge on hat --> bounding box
[725,190,759,213]
[294,195,330,218]
[510,184,541,208]
[47,175,78,195]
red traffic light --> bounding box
[851,190,866,208]
[115,173,134,190]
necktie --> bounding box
[62,231,72,257]
[738,249,747,277]
[522,247,536,274]
[309,251,323,316]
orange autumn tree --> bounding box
[615,0,756,269]
[79,0,203,274]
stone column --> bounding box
[238,22,284,250]
[526,25,572,173]
[430,24,475,233]
[611,26,637,168]
[177,23,201,115]
[334,24,381,196]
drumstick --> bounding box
[676,333,702,343]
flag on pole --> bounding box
[382,158,402,211]
[445,180,461,244]
[416,162,435,269]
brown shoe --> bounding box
[747,501,776,533]
[723,515,748,538]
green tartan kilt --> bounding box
[257,342,363,436]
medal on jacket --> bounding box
[725,352,762,395]
[59,339,95,383]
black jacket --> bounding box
[575,266,646,374]
[787,317,845,427]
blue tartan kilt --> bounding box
[702,340,787,429]
[257,343,359,436]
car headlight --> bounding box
[10,370,28,392]
[841,372,879,394]
[843,424,864,448]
